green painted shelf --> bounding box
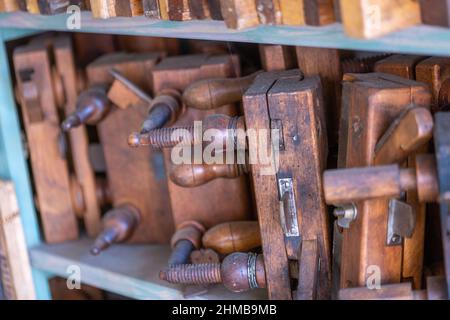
[2,12,450,56]
[2,9,450,300]
[29,238,267,300]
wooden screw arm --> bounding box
[169,221,205,266]
[128,71,264,147]
[325,105,437,204]
[182,71,262,110]
[323,154,439,204]
[90,204,141,255]
[160,252,266,293]
[128,114,247,150]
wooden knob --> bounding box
[168,221,206,266]
[62,86,111,131]
[141,89,183,133]
[182,72,262,110]
[202,221,261,255]
[90,204,140,255]
[374,106,433,165]
[170,163,248,187]
[221,253,266,292]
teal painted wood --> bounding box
[30,238,268,300]
[2,12,450,56]
[0,29,51,300]
[2,29,40,41]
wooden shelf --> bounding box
[29,238,267,300]
[1,12,450,56]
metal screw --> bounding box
[390,235,401,244]
[128,126,195,148]
[160,263,222,285]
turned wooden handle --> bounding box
[182,71,262,110]
[374,106,434,165]
[202,221,261,255]
[323,165,415,204]
[170,163,246,187]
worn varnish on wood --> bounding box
[338,73,431,289]
[259,44,296,71]
[86,52,174,244]
[434,112,450,297]
[90,0,143,18]
[374,55,431,289]
[340,0,421,38]
[415,57,450,113]
[53,36,103,237]
[151,54,252,229]
[25,0,41,14]
[374,54,426,79]
[296,46,342,148]
[13,41,79,243]
[243,69,330,300]
[220,0,260,29]
[303,0,335,26]
[0,0,25,12]
[188,0,211,20]
[143,0,162,18]
[169,0,193,20]
[256,0,282,25]
[280,0,304,25]
[0,181,36,300]
[279,0,335,26]
[338,276,448,300]
[420,0,450,27]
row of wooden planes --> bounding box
[1,0,450,38]
[2,31,449,300]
